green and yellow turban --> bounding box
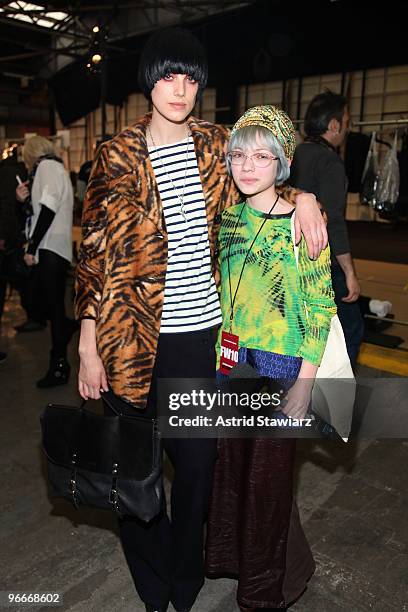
[231,105,296,159]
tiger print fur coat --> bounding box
[75,112,300,409]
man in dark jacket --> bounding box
[290,90,364,367]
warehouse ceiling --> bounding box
[0,0,255,79]
[1,0,408,129]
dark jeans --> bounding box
[104,327,218,610]
[331,263,364,368]
[38,248,70,359]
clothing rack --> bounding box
[292,118,408,128]
[352,118,408,128]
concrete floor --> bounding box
[1,290,408,612]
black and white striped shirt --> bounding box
[148,136,222,333]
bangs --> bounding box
[147,57,207,88]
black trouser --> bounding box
[0,275,7,324]
[104,327,218,610]
[38,249,70,359]
[331,263,364,368]
[19,262,46,325]
[0,254,44,325]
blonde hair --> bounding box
[23,136,55,170]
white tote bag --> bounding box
[291,213,356,441]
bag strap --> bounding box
[101,392,157,423]
[99,393,124,416]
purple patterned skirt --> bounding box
[206,348,315,609]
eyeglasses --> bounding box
[227,151,278,168]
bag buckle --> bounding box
[109,462,122,516]
[70,452,79,509]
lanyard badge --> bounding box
[219,330,240,375]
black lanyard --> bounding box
[226,194,279,330]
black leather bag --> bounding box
[40,398,163,521]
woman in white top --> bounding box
[16,136,77,387]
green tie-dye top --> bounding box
[218,202,337,366]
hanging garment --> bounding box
[374,131,400,214]
[396,133,408,217]
[344,131,371,193]
[360,132,379,206]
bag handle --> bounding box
[80,391,157,424]
[78,395,123,417]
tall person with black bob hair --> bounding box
[75,27,328,612]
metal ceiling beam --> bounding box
[0,50,46,62]
[0,32,86,59]
[0,1,252,41]
[0,32,47,50]
[22,1,253,11]
[0,17,131,57]
[0,15,89,41]
[1,5,68,20]
[0,62,36,77]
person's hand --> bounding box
[294,192,328,260]
[16,181,29,202]
[280,378,313,420]
[342,272,360,303]
[78,350,109,400]
[0,239,5,251]
[23,253,36,266]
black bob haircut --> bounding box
[138,27,208,99]
[304,89,347,137]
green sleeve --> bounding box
[297,239,337,366]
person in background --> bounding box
[0,146,45,333]
[290,90,364,367]
[205,105,336,611]
[0,146,22,360]
[75,27,327,612]
[76,159,92,206]
[76,136,112,207]
[15,136,77,387]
